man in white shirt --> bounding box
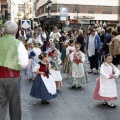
[0,21,28,120]
[38,27,47,51]
[50,27,61,50]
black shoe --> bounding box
[107,103,116,108]
[78,86,81,89]
[45,100,50,104]
[41,100,46,104]
[72,86,76,88]
[102,102,107,105]
[94,72,99,75]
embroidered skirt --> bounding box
[68,63,89,87]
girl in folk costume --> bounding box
[50,50,62,90]
[30,53,57,104]
[46,43,60,58]
[26,41,40,81]
[68,44,88,88]
[62,40,75,74]
[93,54,120,108]
[61,34,71,63]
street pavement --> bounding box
[6,64,120,120]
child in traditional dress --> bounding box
[62,40,75,74]
[46,43,60,58]
[30,53,57,104]
[50,50,62,90]
[61,34,71,63]
[93,54,120,108]
[26,41,40,81]
[68,44,88,88]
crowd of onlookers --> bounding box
[0,23,120,71]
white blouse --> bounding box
[18,42,28,69]
[100,62,120,79]
[66,46,75,55]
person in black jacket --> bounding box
[102,27,112,54]
[76,30,85,53]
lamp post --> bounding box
[74,4,79,30]
[46,0,52,33]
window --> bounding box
[88,6,94,14]
[73,4,80,13]
[102,6,112,14]
[57,4,65,12]
[51,4,57,12]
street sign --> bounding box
[21,20,31,29]
[60,7,68,21]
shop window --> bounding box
[102,6,112,14]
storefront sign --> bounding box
[74,16,95,20]
[60,7,68,21]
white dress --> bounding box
[99,63,120,98]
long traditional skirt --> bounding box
[62,57,71,74]
[61,47,66,61]
[30,75,57,100]
[68,63,89,87]
[93,77,117,101]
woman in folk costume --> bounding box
[61,34,71,63]
[50,50,62,90]
[30,53,57,104]
[62,40,75,74]
[68,44,88,88]
[93,54,120,108]
[46,43,61,58]
[26,41,41,81]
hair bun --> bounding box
[39,53,47,60]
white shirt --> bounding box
[19,30,27,40]
[65,39,70,45]
[27,38,43,46]
[88,35,95,57]
[66,46,75,55]
[38,32,47,43]
[18,42,28,69]
[50,32,61,42]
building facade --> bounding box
[1,0,8,22]
[36,0,119,29]
[24,0,35,19]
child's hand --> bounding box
[109,76,113,79]
[40,72,45,75]
[112,75,117,78]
